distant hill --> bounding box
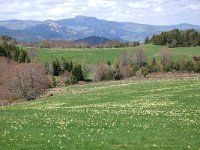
[75,36,110,46]
[0,16,200,42]
[0,20,41,30]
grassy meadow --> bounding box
[36,44,200,64]
[1,78,200,149]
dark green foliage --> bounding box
[113,65,123,80]
[144,37,150,44]
[142,67,150,77]
[52,59,61,76]
[132,65,140,75]
[0,41,30,63]
[182,61,195,72]
[0,35,12,42]
[18,50,30,63]
[194,62,200,73]
[72,65,84,81]
[151,29,200,47]
[163,64,173,72]
[107,60,111,66]
[104,69,113,80]
[152,57,157,66]
[69,61,73,72]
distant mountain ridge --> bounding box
[0,16,200,42]
[75,36,109,46]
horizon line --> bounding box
[0,15,199,26]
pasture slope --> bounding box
[0,78,200,149]
[36,44,200,64]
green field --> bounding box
[1,78,200,149]
[36,44,200,64]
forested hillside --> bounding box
[150,29,200,47]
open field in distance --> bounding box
[36,44,200,64]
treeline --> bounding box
[45,58,85,85]
[45,48,200,87]
[149,29,200,47]
[40,39,140,49]
[0,36,30,63]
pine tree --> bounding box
[52,59,61,76]
[152,57,157,66]
[72,65,84,81]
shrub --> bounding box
[194,62,200,73]
[119,64,133,79]
[3,63,49,101]
[52,59,61,76]
[142,67,150,77]
[113,65,123,80]
[132,64,140,75]
[95,64,107,81]
[72,65,84,81]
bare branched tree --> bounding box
[3,63,49,101]
[120,51,134,66]
[160,48,172,65]
[27,48,37,61]
[135,48,147,67]
[95,64,107,81]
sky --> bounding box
[0,0,200,25]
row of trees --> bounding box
[150,29,200,47]
[45,58,84,85]
[0,37,30,63]
[40,39,140,49]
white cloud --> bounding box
[0,0,199,25]
[129,1,151,9]
[154,7,163,12]
[184,4,200,10]
[88,0,116,9]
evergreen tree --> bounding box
[72,65,84,81]
[152,57,157,66]
[144,37,150,44]
[52,59,61,76]
[151,29,200,47]
[69,61,73,72]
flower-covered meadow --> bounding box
[0,78,200,149]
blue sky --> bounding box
[0,0,200,25]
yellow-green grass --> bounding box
[36,44,200,64]
[1,78,200,149]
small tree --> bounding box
[114,65,123,80]
[135,49,147,67]
[152,57,157,66]
[27,48,37,62]
[52,59,61,76]
[95,64,107,81]
[72,65,84,81]
[120,51,134,66]
[160,48,172,65]
[144,37,150,44]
